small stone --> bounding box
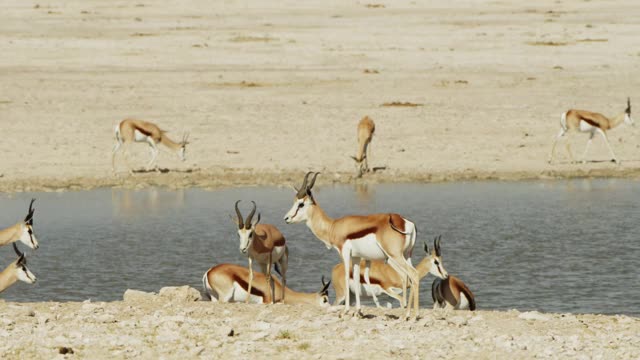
[58,347,74,355]
[123,289,157,302]
[158,286,201,302]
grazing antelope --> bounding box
[0,243,37,293]
[0,199,39,250]
[231,201,288,304]
[432,275,475,311]
[284,172,437,320]
[549,98,633,164]
[112,119,189,173]
[333,236,447,308]
[350,116,375,177]
[202,263,330,307]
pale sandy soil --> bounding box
[1,0,640,192]
[0,287,638,359]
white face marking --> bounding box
[19,224,38,250]
[625,113,634,126]
[430,256,448,279]
[284,197,310,224]
[237,228,253,254]
[16,263,36,284]
[179,146,186,161]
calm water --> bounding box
[0,180,639,315]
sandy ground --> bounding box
[0,287,638,359]
[1,0,640,192]
[2,1,640,358]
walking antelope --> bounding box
[350,116,375,177]
[0,243,37,293]
[284,172,432,320]
[0,199,39,250]
[112,119,189,173]
[332,237,447,308]
[231,201,288,304]
[549,98,633,164]
[202,263,330,307]
[432,275,475,311]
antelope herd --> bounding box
[0,200,39,293]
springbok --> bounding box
[549,98,633,164]
[232,201,288,304]
[202,263,330,307]
[112,119,189,173]
[0,199,39,250]
[332,236,447,308]
[350,116,375,177]
[432,275,475,311]
[0,243,37,293]
[284,172,434,320]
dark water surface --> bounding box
[1,179,638,315]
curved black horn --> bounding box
[24,198,35,223]
[434,235,442,256]
[320,276,331,293]
[12,243,23,257]
[307,172,320,190]
[234,200,244,229]
[245,201,257,229]
[423,241,429,253]
[296,172,313,198]
[628,97,631,113]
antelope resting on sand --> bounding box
[351,116,375,177]
[332,236,447,308]
[112,119,189,173]
[232,201,288,304]
[549,98,633,164]
[432,275,476,311]
[202,263,330,307]
[0,199,39,250]
[284,172,430,320]
[0,243,37,293]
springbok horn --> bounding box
[434,235,442,257]
[628,97,631,113]
[321,276,331,292]
[296,172,313,198]
[234,200,244,229]
[12,243,24,262]
[24,198,35,223]
[245,201,257,229]
[307,172,320,190]
[423,241,429,254]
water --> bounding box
[0,179,639,315]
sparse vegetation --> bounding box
[527,41,569,46]
[276,330,294,340]
[381,101,423,107]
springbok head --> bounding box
[178,132,190,161]
[284,172,320,224]
[424,235,448,279]
[12,243,37,284]
[316,276,331,307]
[625,97,634,126]
[231,200,261,254]
[19,199,39,250]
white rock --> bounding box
[123,289,157,302]
[254,321,271,331]
[159,286,201,302]
[518,311,550,321]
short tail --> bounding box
[202,271,216,302]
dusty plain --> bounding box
[1,0,639,359]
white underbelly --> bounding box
[579,120,595,133]
[231,282,263,304]
[348,279,383,297]
[347,235,386,260]
[134,130,149,142]
[249,246,285,264]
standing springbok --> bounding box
[549,98,633,164]
[432,275,475,311]
[112,119,189,173]
[350,116,375,177]
[0,243,37,293]
[202,263,330,307]
[232,201,288,304]
[284,172,434,320]
[332,237,447,308]
[0,199,39,250]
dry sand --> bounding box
[2,0,640,192]
[1,0,639,358]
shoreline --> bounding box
[1,287,638,359]
[2,167,640,193]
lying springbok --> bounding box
[549,98,633,164]
[0,243,37,293]
[232,201,288,304]
[112,119,189,173]
[332,236,447,308]
[0,199,39,250]
[284,172,434,320]
[432,275,476,311]
[202,263,330,306]
[350,116,375,177]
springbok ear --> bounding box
[252,213,261,226]
[423,241,429,254]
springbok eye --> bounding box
[434,260,440,266]
[298,202,304,208]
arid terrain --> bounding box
[1,0,640,192]
[1,0,639,358]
